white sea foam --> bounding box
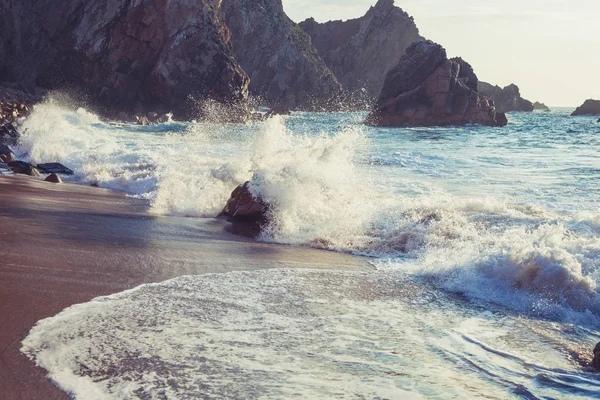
[22,269,600,399]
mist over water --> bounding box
[17,99,600,398]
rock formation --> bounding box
[366,41,507,127]
[220,182,269,236]
[299,0,422,102]
[533,101,550,111]
[571,99,600,116]
[478,82,534,113]
[0,87,36,145]
[593,342,600,369]
[222,0,343,110]
[0,0,250,121]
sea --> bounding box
[15,98,600,399]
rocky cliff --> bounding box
[0,0,250,121]
[478,82,534,113]
[222,0,343,110]
[571,99,600,116]
[366,41,507,127]
[299,0,422,102]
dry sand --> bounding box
[0,175,369,399]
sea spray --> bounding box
[16,102,600,320]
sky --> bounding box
[283,0,600,106]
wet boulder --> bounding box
[0,144,16,163]
[37,163,74,175]
[219,182,269,236]
[44,173,63,183]
[8,161,41,176]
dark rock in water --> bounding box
[0,0,250,121]
[366,40,507,127]
[8,161,41,176]
[44,173,62,183]
[597,118,600,123]
[0,145,17,163]
[495,112,508,127]
[37,163,74,175]
[220,182,269,236]
[593,342,600,369]
[571,99,600,116]
[478,82,534,113]
[222,0,342,111]
[300,0,423,103]
[533,101,550,111]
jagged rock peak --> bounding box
[366,40,507,128]
[299,0,422,102]
[222,0,343,111]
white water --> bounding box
[16,98,600,398]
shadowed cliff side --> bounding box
[222,0,343,111]
[0,0,250,121]
[299,0,422,103]
[366,40,507,127]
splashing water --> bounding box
[16,100,600,398]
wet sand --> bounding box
[0,175,370,399]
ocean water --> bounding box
[17,98,600,398]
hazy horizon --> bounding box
[283,0,600,107]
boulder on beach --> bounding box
[219,182,269,236]
[44,173,63,183]
[37,163,74,175]
[571,99,600,116]
[366,40,507,127]
[8,161,41,177]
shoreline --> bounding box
[0,175,370,400]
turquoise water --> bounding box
[16,102,600,398]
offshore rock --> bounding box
[571,99,600,116]
[366,41,507,127]
[478,82,534,113]
[300,0,422,102]
[533,101,550,111]
[0,0,250,121]
[220,182,269,236]
[222,0,342,111]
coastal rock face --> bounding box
[366,41,507,127]
[0,0,250,120]
[571,99,600,116]
[299,0,422,101]
[220,182,269,236]
[222,0,342,110]
[0,88,35,145]
[478,82,534,113]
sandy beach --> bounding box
[0,175,370,400]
